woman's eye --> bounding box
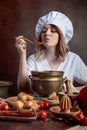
[41,29,47,33]
[51,28,57,33]
[41,27,57,33]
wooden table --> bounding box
[0,119,75,130]
[0,86,83,130]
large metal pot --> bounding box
[31,71,64,96]
[0,80,13,98]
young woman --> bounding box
[15,11,87,93]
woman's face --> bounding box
[41,24,59,47]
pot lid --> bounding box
[0,80,13,86]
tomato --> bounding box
[2,103,9,110]
[37,102,44,109]
[37,101,50,109]
[38,110,47,120]
[77,86,87,111]
[81,117,87,126]
[44,101,50,109]
[76,112,84,121]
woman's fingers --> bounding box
[15,35,24,41]
[15,36,26,44]
[15,36,27,49]
[15,35,27,54]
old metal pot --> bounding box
[31,71,64,96]
[0,80,13,98]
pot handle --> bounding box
[63,76,67,82]
[29,75,32,79]
[62,77,73,94]
[61,77,67,92]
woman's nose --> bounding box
[45,29,51,35]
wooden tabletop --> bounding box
[0,86,83,130]
[0,119,75,130]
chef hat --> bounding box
[35,11,73,44]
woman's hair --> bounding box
[35,25,70,63]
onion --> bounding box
[13,100,24,110]
[18,92,27,102]
[23,101,33,109]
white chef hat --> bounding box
[35,11,73,44]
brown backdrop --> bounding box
[0,0,87,95]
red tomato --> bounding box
[76,112,84,121]
[2,103,9,110]
[77,86,87,110]
[37,102,44,109]
[81,117,87,126]
[44,101,50,109]
[38,110,47,120]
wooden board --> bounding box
[50,106,81,123]
[0,96,59,121]
[6,96,17,106]
[0,96,37,121]
[6,96,59,106]
[0,115,37,121]
[41,97,59,105]
[0,110,37,121]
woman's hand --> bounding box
[15,35,27,55]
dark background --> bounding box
[0,0,87,95]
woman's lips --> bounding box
[44,38,50,42]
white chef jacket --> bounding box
[27,51,87,92]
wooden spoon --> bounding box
[23,37,43,45]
